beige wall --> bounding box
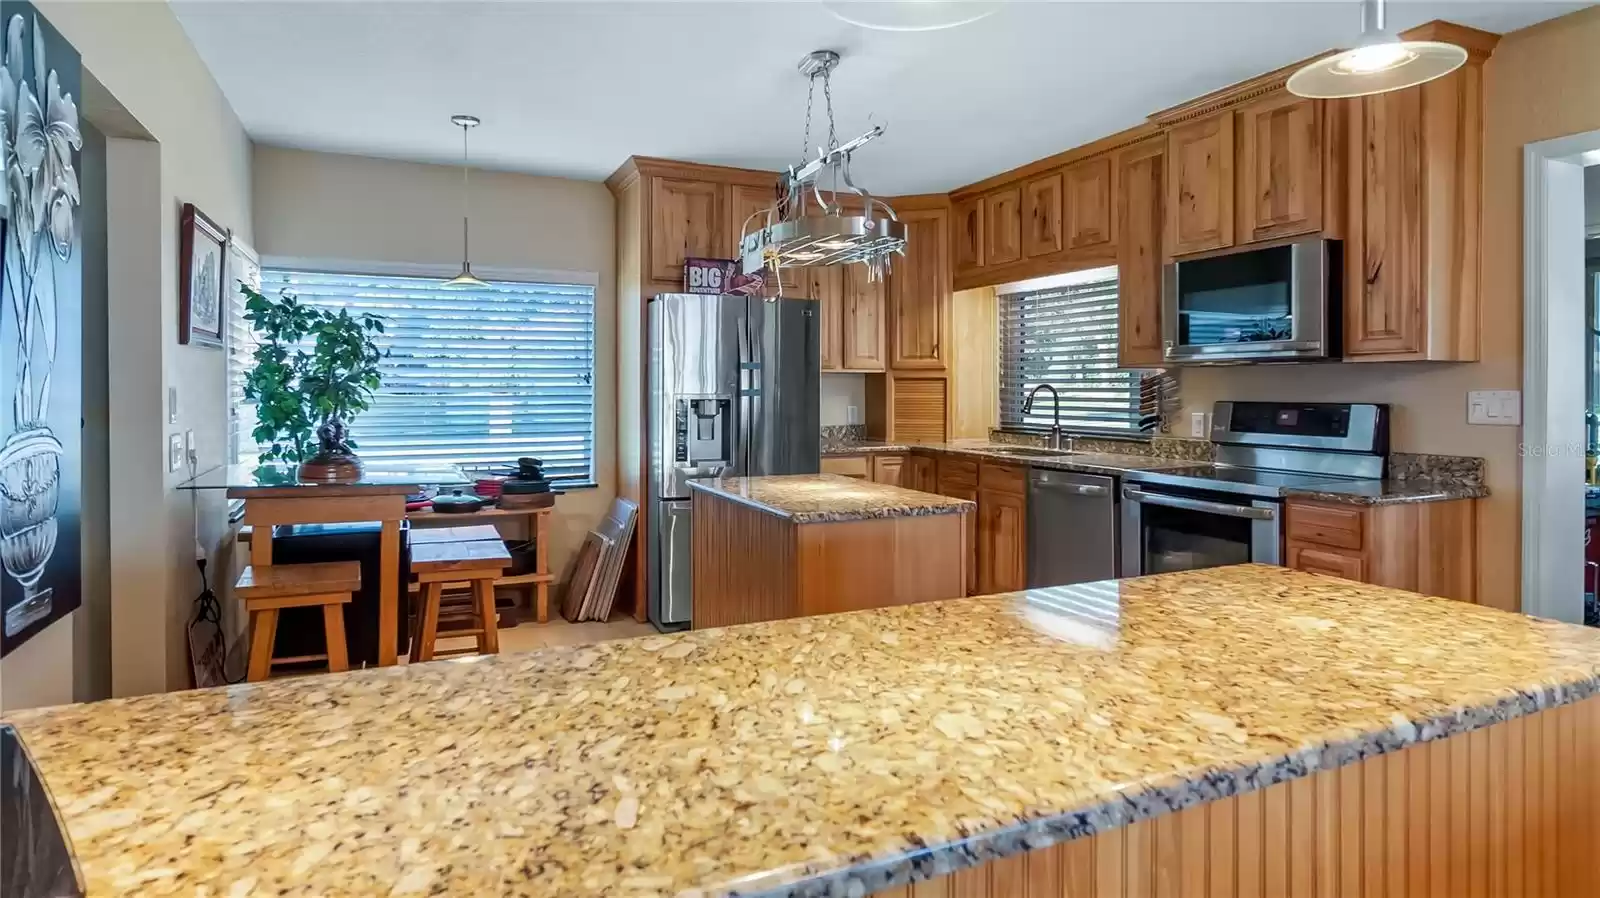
[1183,6,1600,612]
[0,1,253,709]
[251,146,617,586]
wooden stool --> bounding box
[237,561,361,682]
[410,540,512,662]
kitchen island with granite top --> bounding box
[688,473,974,629]
[8,565,1600,897]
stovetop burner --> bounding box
[1123,464,1368,499]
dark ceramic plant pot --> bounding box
[297,419,363,484]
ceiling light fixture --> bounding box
[1287,0,1467,99]
[443,114,489,289]
[740,50,906,285]
[821,0,998,32]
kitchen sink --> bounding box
[984,446,1073,458]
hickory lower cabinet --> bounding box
[934,456,1028,597]
[819,454,905,486]
[1283,497,1477,602]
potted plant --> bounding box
[240,284,386,483]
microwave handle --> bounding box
[1122,486,1277,521]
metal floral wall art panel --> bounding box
[0,3,81,656]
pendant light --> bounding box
[443,114,489,289]
[1287,0,1467,99]
[821,1,998,32]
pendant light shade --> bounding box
[444,114,489,289]
[821,1,997,32]
[1288,0,1467,99]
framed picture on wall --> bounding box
[179,202,229,348]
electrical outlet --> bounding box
[846,405,861,425]
[184,430,197,468]
[168,434,183,472]
[1190,412,1208,438]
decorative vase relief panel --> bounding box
[0,3,80,657]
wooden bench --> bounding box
[410,540,512,662]
[236,561,361,682]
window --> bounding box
[233,267,597,485]
[225,239,262,466]
[998,267,1142,434]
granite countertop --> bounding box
[821,440,909,456]
[688,473,973,523]
[821,440,1486,506]
[9,565,1599,898]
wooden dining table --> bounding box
[180,464,462,667]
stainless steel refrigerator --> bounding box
[647,293,820,630]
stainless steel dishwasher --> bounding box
[1027,469,1118,587]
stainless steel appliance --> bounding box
[647,293,820,630]
[1028,469,1117,588]
[1120,401,1388,577]
[1162,237,1341,364]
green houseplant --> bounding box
[240,284,386,483]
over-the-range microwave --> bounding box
[1161,236,1342,364]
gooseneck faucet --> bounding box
[1022,384,1068,451]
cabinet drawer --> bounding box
[978,461,1027,496]
[1285,501,1364,551]
[937,457,978,492]
[821,455,870,479]
[1287,544,1365,582]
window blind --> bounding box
[999,273,1141,434]
[248,269,597,484]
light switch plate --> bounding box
[1190,411,1208,438]
[168,434,183,472]
[1467,390,1521,426]
[184,430,197,468]
[167,386,178,425]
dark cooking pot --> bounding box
[430,489,487,514]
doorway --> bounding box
[1522,130,1600,623]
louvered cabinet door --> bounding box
[889,375,948,444]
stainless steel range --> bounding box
[1119,401,1389,577]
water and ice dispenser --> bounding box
[673,397,731,467]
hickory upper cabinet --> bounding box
[840,263,887,371]
[952,195,985,279]
[649,176,723,282]
[1063,156,1115,261]
[1153,74,1344,259]
[1022,172,1064,259]
[984,187,1023,268]
[888,202,952,370]
[1342,22,1496,362]
[1234,91,1336,244]
[946,130,1144,292]
[1116,136,1166,368]
[1163,112,1235,256]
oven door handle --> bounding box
[1122,486,1277,521]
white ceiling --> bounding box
[172,0,1587,194]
